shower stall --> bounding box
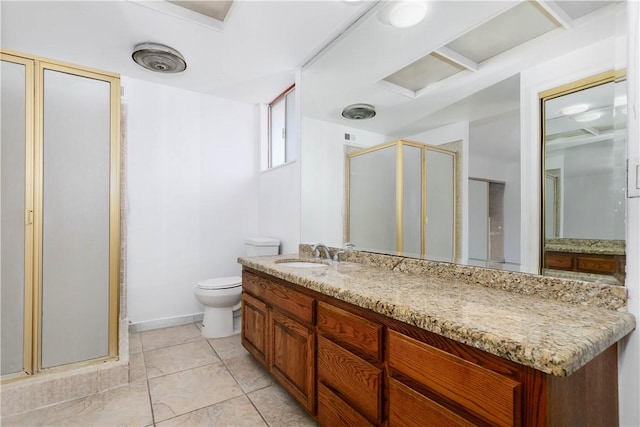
[1,50,120,379]
[346,139,457,262]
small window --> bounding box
[268,84,295,168]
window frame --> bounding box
[267,83,295,169]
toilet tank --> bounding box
[245,237,280,257]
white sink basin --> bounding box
[275,260,328,268]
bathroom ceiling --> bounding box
[0,0,370,104]
[303,0,623,137]
[0,0,622,116]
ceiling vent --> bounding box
[342,104,376,120]
[132,42,187,73]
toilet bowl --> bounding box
[194,276,242,338]
[194,237,280,339]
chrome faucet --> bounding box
[332,250,346,262]
[311,243,331,260]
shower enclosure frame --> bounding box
[1,49,121,379]
[345,139,457,260]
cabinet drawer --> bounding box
[317,335,382,423]
[388,377,475,427]
[576,256,616,274]
[243,272,313,324]
[318,382,375,427]
[317,301,382,361]
[387,330,521,427]
[545,252,574,270]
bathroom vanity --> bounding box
[238,249,635,427]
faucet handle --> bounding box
[333,250,346,262]
[344,242,355,250]
[311,243,322,258]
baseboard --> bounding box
[129,312,204,333]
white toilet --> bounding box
[194,238,280,338]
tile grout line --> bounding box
[204,337,273,427]
[139,339,157,427]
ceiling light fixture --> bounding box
[389,1,428,28]
[342,104,376,120]
[573,111,603,122]
[132,42,187,73]
[560,103,589,116]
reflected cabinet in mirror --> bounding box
[541,73,626,285]
[300,0,627,284]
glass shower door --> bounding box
[425,149,455,262]
[349,145,397,254]
[40,67,112,368]
[1,55,33,375]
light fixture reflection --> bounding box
[574,111,603,122]
[560,103,589,116]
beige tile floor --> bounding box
[2,323,318,427]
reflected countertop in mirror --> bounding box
[545,238,625,255]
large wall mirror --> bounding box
[541,73,627,284]
[300,0,627,283]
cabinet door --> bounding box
[241,293,268,366]
[269,310,315,413]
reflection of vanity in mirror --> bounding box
[300,0,628,285]
[542,75,627,284]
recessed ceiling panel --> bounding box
[445,2,559,63]
[382,52,466,92]
[554,1,615,20]
[167,1,233,22]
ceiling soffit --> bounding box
[168,1,233,22]
[127,0,235,30]
[378,1,613,98]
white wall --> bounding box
[619,2,639,425]
[123,76,260,326]
[300,116,387,248]
[258,162,301,255]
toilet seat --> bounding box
[196,276,241,290]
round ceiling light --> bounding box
[574,111,603,123]
[342,104,376,120]
[560,103,589,116]
[389,1,428,28]
[132,42,187,73]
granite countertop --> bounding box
[238,254,635,377]
[545,238,625,255]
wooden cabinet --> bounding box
[388,377,476,427]
[242,270,315,413]
[241,293,268,365]
[387,330,521,427]
[269,310,315,412]
[316,301,383,425]
[241,267,620,427]
[544,251,625,282]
